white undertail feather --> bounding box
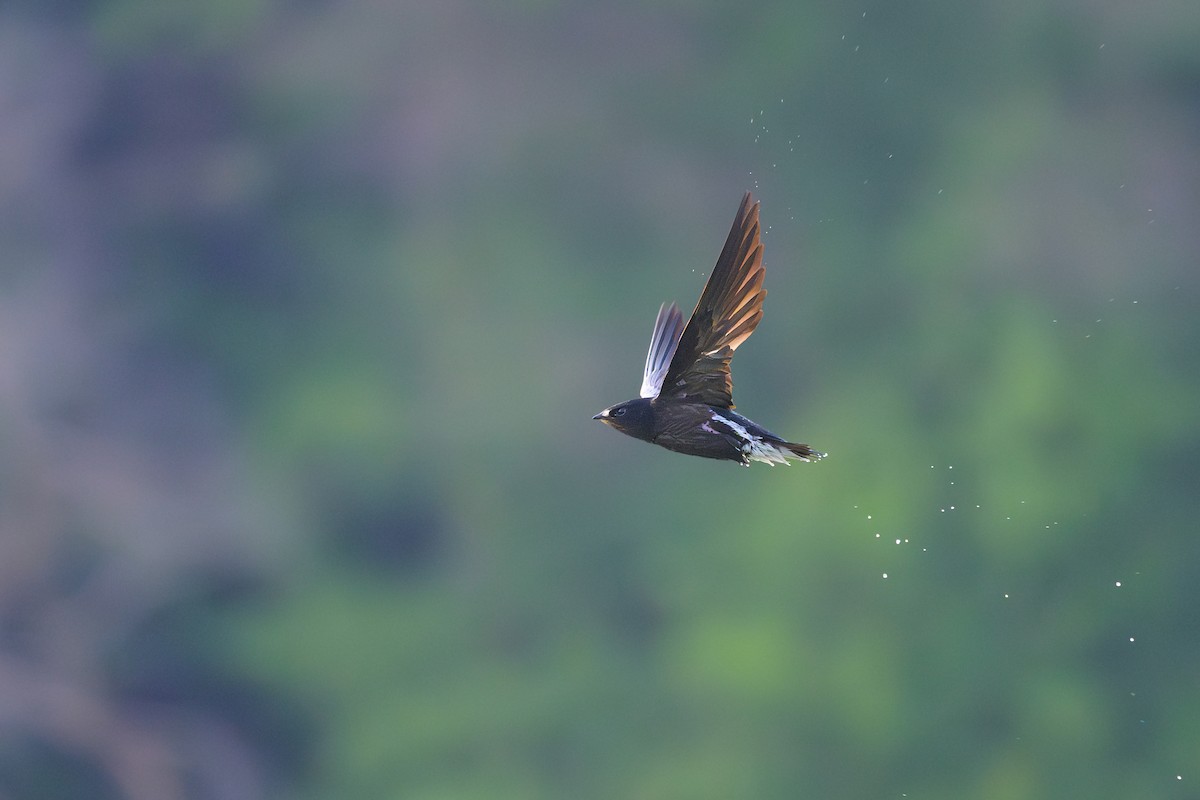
[710,412,820,466]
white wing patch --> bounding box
[640,303,684,399]
[709,412,795,466]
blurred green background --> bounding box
[2,1,1198,798]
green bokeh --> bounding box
[1,0,1197,798]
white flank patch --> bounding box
[710,412,793,466]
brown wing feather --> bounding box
[658,192,766,408]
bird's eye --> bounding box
[615,407,626,416]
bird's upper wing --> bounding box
[658,192,765,408]
[640,302,684,398]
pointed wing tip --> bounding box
[738,192,759,223]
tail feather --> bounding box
[780,440,826,462]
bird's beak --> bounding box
[593,409,609,421]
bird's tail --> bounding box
[780,441,826,462]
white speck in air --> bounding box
[882,573,888,579]
[1115,581,1122,587]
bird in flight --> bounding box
[594,192,825,467]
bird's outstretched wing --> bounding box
[658,192,765,408]
[640,302,684,398]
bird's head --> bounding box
[593,397,655,441]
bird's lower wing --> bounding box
[640,303,684,398]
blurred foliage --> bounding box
[1,0,1198,798]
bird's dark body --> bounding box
[598,397,820,467]
[655,405,809,464]
[594,192,825,468]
